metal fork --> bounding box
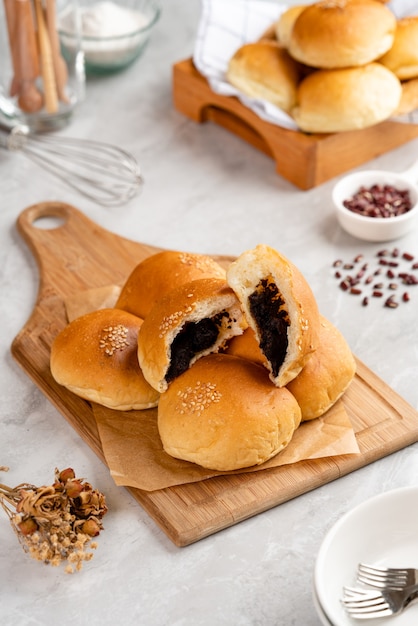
[357,563,418,590]
[341,585,418,619]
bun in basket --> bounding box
[275,5,307,47]
[227,41,300,112]
[50,309,160,410]
[288,0,396,69]
[158,354,302,471]
[286,317,356,421]
[226,244,320,387]
[292,63,402,133]
[137,278,246,393]
[379,17,418,80]
[115,250,226,319]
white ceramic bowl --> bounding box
[332,170,418,242]
[59,0,161,74]
[313,486,418,626]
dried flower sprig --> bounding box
[0,467,108,573]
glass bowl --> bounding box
[59,0,161,75]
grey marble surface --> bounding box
[1,2,418,625]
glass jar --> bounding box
[0,0,85,132]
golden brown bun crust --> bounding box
[288,0,396,68]
[137,278,245,393]
[158,354,302,471]
[227,41,301,112]
[394,77,418,116]
[50,309,160,410]
[226,244,320,387]
[275,5,307,47]
[287,316,356,421]
[115,251,226,320]
[379,17,418,80]
[224,327,267,366]
[292,63,402,133]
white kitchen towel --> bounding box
[193,0,298,130]
[193,0,418,129]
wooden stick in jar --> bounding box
[45,0,69,103]
[3,0,22,97]
[33,0,59,114]
[15,0,44,113]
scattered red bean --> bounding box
[385,296,398,308]
[343,185,413,218]
[332,248,417,308]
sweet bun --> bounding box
[275,5,307,48]
[158,354,302,471]
[286,317,356,421]
[227,41,300,113]
[50,309,160,411]
[137,278,246,393]
[224,327,266,367]
[226,244,320,387]
[288,0,396,69]
[394,77,418,116]
[115,250,226,320]
[292,63,402,133]
[379,17,418,80]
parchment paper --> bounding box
[92,399,359,492]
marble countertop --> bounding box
[2,2,418,625]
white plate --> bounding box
[314,486,418,626]
[312,584,333,626]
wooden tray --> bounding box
[11,202,418,546]
[172,58,418,190]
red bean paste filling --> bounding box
[166,311,232,383]
[248,277,289,377]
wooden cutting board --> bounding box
[11,201,418,547]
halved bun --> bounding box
[292,63,402,133]
[288,0,396,69]
[50,309,159,410]
[137,278,246,393]
[158,354,302,471]
[227,41,301,113]
[115,250,226,320]
[379,17,418,80]
[226,244,320,387]
[286,316,356,421]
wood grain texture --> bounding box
[11,202,418,546]
[172,59,418,190]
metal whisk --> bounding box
[0,121,143,207]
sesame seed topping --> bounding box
[99,325,130,356]
[158,305,194,337]
[176,381,222,416]
[178,252,223,275]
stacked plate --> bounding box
[313,486,418,625]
